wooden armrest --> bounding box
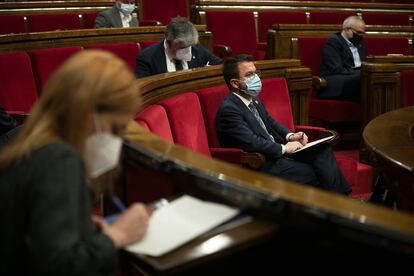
[312,76,327,90]
[214,44,232,59]
[241,152,265,169]
[140,20,163,26]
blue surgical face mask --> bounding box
[119,3,135,15]
[241,74,262,97]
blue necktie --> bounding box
[248,102,275,142]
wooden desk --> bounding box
[125,219,279,275]
[363,106,414,212]
[361,56,414,129]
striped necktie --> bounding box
[248,102,275,142]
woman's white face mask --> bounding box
[84,115,122,179]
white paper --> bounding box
[293,135,335,153]
[125,195,239,257]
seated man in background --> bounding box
[135,16,222,78]
[216,55,351,195]
[95,0,138,28]
[319,16,366,101]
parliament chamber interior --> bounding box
[1,0,414,274]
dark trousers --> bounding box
[261,143,351,195]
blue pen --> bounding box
[112,195,127,212]
[104,196,126,224]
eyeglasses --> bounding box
[244,70,261,79]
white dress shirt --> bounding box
[341,32,362,68]
[119,11,132,27]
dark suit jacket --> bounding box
[0,106,18,147]
[135,41,223,78]
[216,93,290,160]
[319,32,366,99]
[95,6,138,28]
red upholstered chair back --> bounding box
[141,40,159,49]
[28,46,83,93]
[159,92,211,157]
[401,70,414,107]
[134,104,174,143]
[362,12,411,26]
[206,11,257,58]
[258,78,295,131]
[364,37,410,56]
[27,14,81,32]
[195,84,229,148]
[135,119,150,130]
[81,12,98,29]
[310,12,356,24]
[297,37,326,76]
[141,0,188,25]
[84,43,141,72]
[0,52,38,113]
[258,11,307,42]
[0,15,26,34]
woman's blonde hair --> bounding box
[0,50,140,168]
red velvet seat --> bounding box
[27,14,82,32]
[140,0,188,25]
[0,52,38,113]
[401,70,414,107]
[297,37,360,123]
[159,92,211,157]
[28,46,83,93]
[81,12,98,29]
[84,43,141,72]
[0,15,26,34]
[364,37,411,56]
[362,12,411,26]
[205,11,264,60]
[310,12,356,24]
[258,11,307,43]
[134,104,174,143]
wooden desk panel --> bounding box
[363,106,414,212]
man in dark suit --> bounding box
[135,17,222,78]
[216,55,351,194]
[95,0,138,28]
[319,16,366,101]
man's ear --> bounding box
[230,79,240,90]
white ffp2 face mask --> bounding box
[85,116,123,178]
[175,46,192,62]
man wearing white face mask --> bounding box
[135,16,222,78]
[216,55,351,195]
[95,0,138,28]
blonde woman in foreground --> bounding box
[0,50,150,276]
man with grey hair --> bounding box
[319,16,366,101]
[135,16,222,78]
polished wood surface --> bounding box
[0,25,213,53]
[361,57,414,129]
[364,106,414,171]
[363,106,414,211]
[127,219,279,274]
[0,1,114,15]
[268,24,414,59]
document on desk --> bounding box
[125,195,239,257]
[292,135,335,153]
